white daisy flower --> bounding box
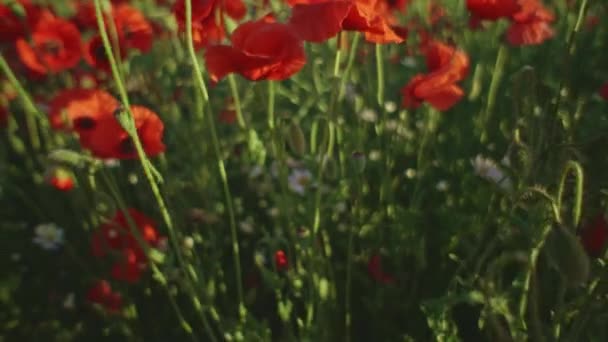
[33,223,64,250]
[288,169,312,195]
[63,293,75,310]
[436,180,449,192]
[471,155,512,190]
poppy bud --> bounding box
[286,121,306,157]
[45,166,75,191]
[545,224,590,288]
[274,250,288,271]
[48,149,94,168]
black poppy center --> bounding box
[94,44,108,61]
[41,40,62,56]
[119,137,136,155]
[73,117,96,130]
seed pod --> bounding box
[545,224,590,288]
[286,121,306,157]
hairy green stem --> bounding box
[183,0,245,321]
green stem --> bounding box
[556,161,584,228]
[94,1,218,337]
[227,75,248,130]
[338,33,361,100]
[0,54,47,151]
[375,44,384,106]
[183,0,245,321]
[101,171,199,342]
[344,176,361,342]
[481,44,508,141]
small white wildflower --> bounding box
[384,101,397,113]
[239,221,254,234]
[128,173,138,184]
[63,293,75,310]
[288,169,312,195]
[249,165,264,179]
[369,150,382,161]
[33,223,64,250]
[405,168,417,179]
[183,236,194,250]
[471,155,512,190]
[358,108,378,123]
[267,207,280,218]
[103,159,120,168]
[385,120,398,132]
[344,83,357,103]
[402,56,417,68]
[335,202,347,213]
[436,180,449,192]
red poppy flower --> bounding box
[92,208,162,283]
[466,0,520,21]
[173,0,217,24]
[111,248,145,283]
[274,250,288,271]
[368,254,395,284]
[288,0,404,44]
[599,83,608,101]
[72,1,97,29]
[74,104,165,160]
[205,18,306,81]
[15,17,82,75]
[1,0,54,43]
[401,41,469,111]
[48,88,119,130]
[580,214,608,258]
[87,280,123,313]
[84,34,127,71]
[0,3,26,43]
[192,15,226,49]
[112,4,153,53]
[506,0,554,46]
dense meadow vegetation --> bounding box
[1,0,608,340]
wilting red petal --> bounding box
[87,280,112,304]
[288,1,352,42]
